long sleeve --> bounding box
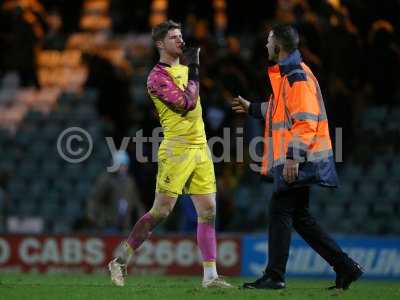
[249,101,268,119]
[147,65,199,111]
[285,81,320,160]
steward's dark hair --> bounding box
[272,24,299,52]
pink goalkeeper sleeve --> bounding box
[147,64,199,111]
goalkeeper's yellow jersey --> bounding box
[147,63,207,146]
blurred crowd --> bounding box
[0,0,399,234]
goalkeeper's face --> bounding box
[161,29,185,57]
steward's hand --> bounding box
[283,159,299,184]
[232,95,250,113]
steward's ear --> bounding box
[274,45,280,55]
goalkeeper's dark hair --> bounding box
[152,20,182,42]
[272,24,299,52]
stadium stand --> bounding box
[0,0,399,236]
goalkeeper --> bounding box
[108,20,232,289]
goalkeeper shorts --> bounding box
[156,143,216,197]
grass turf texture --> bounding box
[1,274,399,300]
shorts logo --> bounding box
[164,175,171,184]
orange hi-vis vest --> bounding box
[260,50,338,191]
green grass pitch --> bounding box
[1,274,399,300]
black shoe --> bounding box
[242,273,285,290]
[329,262,363,290]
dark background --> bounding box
[0,0,399,236]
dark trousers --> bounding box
[265,186,351,282]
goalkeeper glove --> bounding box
[183,47,201,66]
